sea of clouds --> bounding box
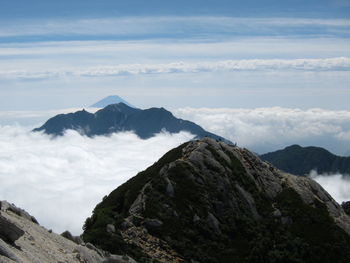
[1,106,350,235]
[0,125,194,235]
[174,107,350,156]
[309,171,350,204]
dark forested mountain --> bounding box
[261,144,350,176]
[82,138,350,263]
[33,103,230,142]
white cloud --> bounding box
[0,57,349,80]
[0,125,194,235]
[310,171,350,204]
[0,16,349,38]
[174,107,350,155]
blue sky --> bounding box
[1,0,349,19]
[0,0,349,110]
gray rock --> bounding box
[143,219,163,232]
[281,216,293,225]
[193,214,200,223]
[61,230,83,245]
[165,178,175,197]
[106,224,116,233]
[0,238,19,261]
[74,245,104,263]
[273,209,282,218]
[120,220,133,230]
[207,212,221,234]
[103,254,138,263]
[0,215,24,247]
[0,201,38,224]
[173,210,179,217]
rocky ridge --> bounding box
[0,201,137,263]
[83,138,350,263]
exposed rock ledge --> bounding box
[0,201,137,263]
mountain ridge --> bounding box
[82,138,350,263]
[0,200,136,263]
[261,144,350,176]
[33,103,231,143]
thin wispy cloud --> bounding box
[0,57,349,80]
[0,17,349,40]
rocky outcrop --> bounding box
[83,138,350,263]
[341,201,350,216]
[0,201,137,263]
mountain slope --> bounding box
[82,138,350,263]
[0,201,136,263]
[33,103,230,142]
[90,95,135,108]
[261,144,350,176]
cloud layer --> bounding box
[0,57,349,80]
[1,17,349,40]
[1,121,349,236]
[310,171,350,204]
[0,126,194,234]
[174,107,350,155]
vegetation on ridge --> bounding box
[82,139,350,263]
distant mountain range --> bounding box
[261,144,350,176]
[90,95,135,108]
[33,103,230,143]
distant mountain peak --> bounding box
[261,144,350,176]
[90,95,135,108]
[33,104,231,143]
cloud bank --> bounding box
[0,57,349,80]
[0,126,194,235]
[310,171,350,204]
[174,107,350,155]
[1,17,349,39]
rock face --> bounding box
[341,201,350,216]
[261,144,350,176]
[0,201,137,263]
[33,103,230,143]
[82,138,350,263]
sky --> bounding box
[0,1,350,235]
[0,0,349,110]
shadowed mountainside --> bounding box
[33,103,230,143]
[261,144,350,176]
[82,138,350,263]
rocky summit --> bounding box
[0,201,136,263]
[82,138,350,263]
